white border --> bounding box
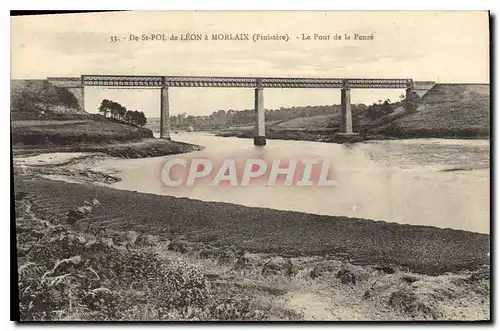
[3,1,498,10]
[2,1,498,330]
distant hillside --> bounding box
[375,84,490,138]
[272,115,334,131]
[269,84,489,139]
[271,103,382,132]
[11,80,86,120]
[141,84,490,141]
[11,79,154,145]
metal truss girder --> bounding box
[80,75,412,89]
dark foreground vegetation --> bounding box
[16,194,287,321]
[14,178,490,321]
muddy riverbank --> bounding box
[12,138,203,159]
[14,177,489,275]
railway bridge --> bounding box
[47,75,434,145]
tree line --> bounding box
[169,105,366,130]
[168,93,420,130]
[98,99,147,126]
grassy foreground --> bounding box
[13,177,490,321]
[16,195,298,321]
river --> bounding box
[93,133,490,234]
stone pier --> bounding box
[254,83,266,146]
[160,86,171,140]
[340,85,353,133]
[334,80,361,143]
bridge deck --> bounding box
[76,75,412,89]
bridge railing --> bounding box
[77,75,413,89]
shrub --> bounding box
[15,197,286,321]
[146,261,211,310]
[16,211,214,320]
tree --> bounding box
[380,100,393,115]
[403,91,421,113]
[136,111,147,126]
[28,81,60,113]
[125,110,134,123]
[366,99,393,119]
[98,99,111,117]
[170,115,178,128]
[117,104,127,120]
[97,99,148,126]
[109,106,118,119]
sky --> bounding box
[11,11,490,117]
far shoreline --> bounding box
[152,128,490,144]
[211,129,490,143]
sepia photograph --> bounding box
[10,10,490,321]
